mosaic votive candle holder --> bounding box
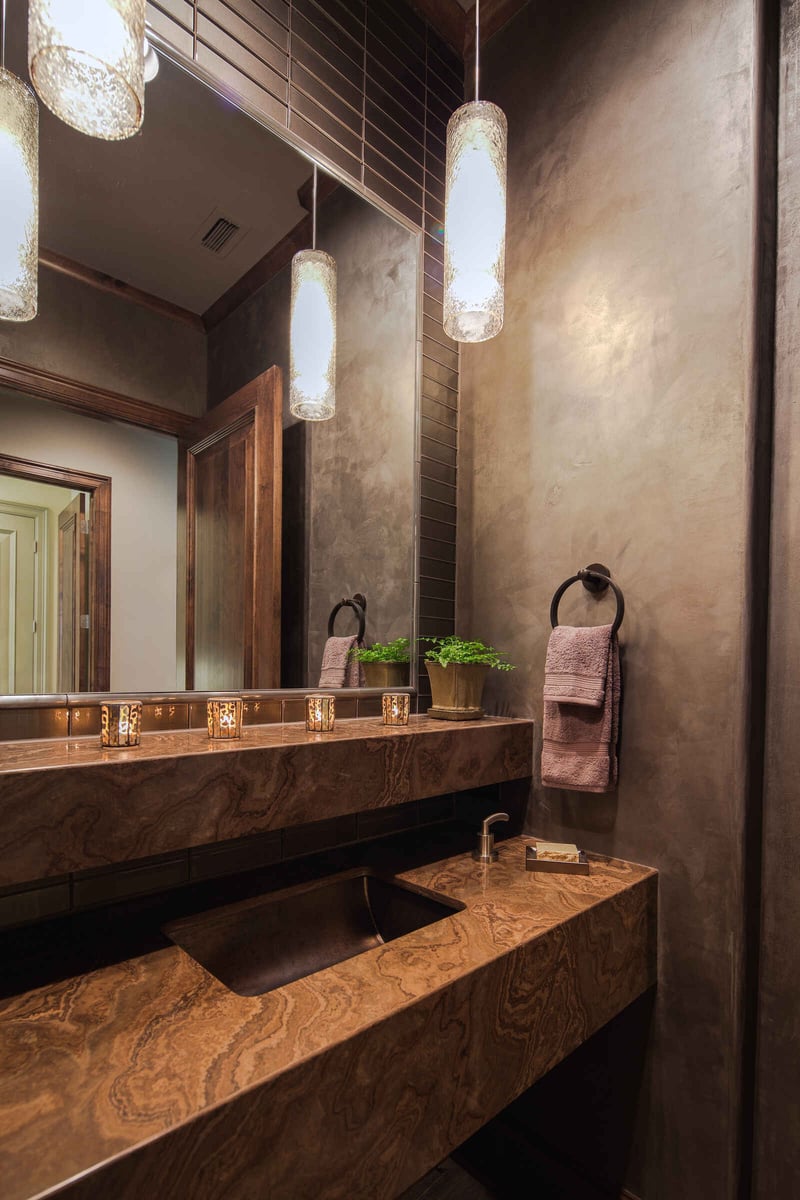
[382,692,410,726]
[207,697,243,739]
[306,694,335,732]
[100,701,142,748]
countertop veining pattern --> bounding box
[0,717,534,887]
[0,839,656,1200]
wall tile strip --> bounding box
[145,0,463,712]
[0,784,523,931]
[0,690,415,740]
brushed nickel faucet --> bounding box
[472,812,509,863]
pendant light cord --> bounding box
[312,163,318,251]
[1,0,6,70]
[474,0,480,101]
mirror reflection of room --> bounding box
[0,12,418,696]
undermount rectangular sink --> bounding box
[163,868,465,997]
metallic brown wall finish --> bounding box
[755,1,800,1195]
[457,0,762,1195]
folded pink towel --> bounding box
[318,636,366,688]
[541,624,620,793]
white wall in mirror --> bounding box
[0,391,178,691]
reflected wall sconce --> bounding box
[306,694,335,732]
[289,163,337,420]
[0,0,39,322]
[207,697,243,740]
[382,693,410,726]
[101,700,142,747]
[28,0,146,140]
[443,0,507,343]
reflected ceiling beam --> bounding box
[39,248,205,333]
[203,174,339,333]
[0,356,194,439]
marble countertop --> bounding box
[0,836,657,1200]
[0,717,535,887]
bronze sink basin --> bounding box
[163,868,464,997]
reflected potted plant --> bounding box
[422,636,515,720]
[350,637,411,688]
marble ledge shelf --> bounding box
[0,716,534,889]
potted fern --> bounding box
[422,635,515,720]
[350,637,410,688]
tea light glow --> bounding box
[207,698,243,739]
[306,694,335,732]
[382,693,410,726]
[100,700,142,747]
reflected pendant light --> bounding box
[443,0,507,343]
[28,0,145,140]
[289,164,337,421]
[0,1,39,322]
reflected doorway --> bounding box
[0,454,111,693]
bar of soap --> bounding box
[536,841,580,862]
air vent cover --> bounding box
[202,216,240,253]
[193,207,248,259]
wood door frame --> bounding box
[0,453,111,691]
[181,366,282,690]
[0,500,48,692]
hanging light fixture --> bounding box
[0,0,39,322]
[28,0,146,140]
[443,0,507,343]
[289,163,337,421]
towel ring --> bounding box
[327,593,367,640]
[550,564,625,636]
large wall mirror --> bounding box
[0,11,419,696]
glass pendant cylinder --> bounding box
[289,248,337,421]
[443,100,507,343]
[28,0,145,140]
[0,70,39,323]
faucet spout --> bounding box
[473,811,510,864]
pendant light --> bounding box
[0,0,39,322]
[289,164,337,421]
[28,0,146,140]
[443,0,507,343]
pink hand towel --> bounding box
[541,624,620,793]
[318,636,366,688]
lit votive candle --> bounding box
[101,701,142,748]
[207,697,243,739]
[382,692,410,726]
[306,694,335,732]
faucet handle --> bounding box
[473,812,510,864]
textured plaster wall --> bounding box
[0,268,206,417]
[755,0,800,1194]
[457,0,759,1196]
[208,188,417,687]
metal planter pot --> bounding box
[424,661,488,720]
[361,661,410,689]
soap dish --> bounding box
[525,845,590,875]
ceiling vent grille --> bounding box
[193,207,248,260]
[201,216,240,253]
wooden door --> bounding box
[0,510,38,693]
[182,367,282,690]
[58,494,89,691]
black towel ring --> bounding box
[550,564,625,636]
[327,593,367,640]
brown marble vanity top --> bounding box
[0,837,656,1200]
[0,717,534,888]
[0,714,530,774]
